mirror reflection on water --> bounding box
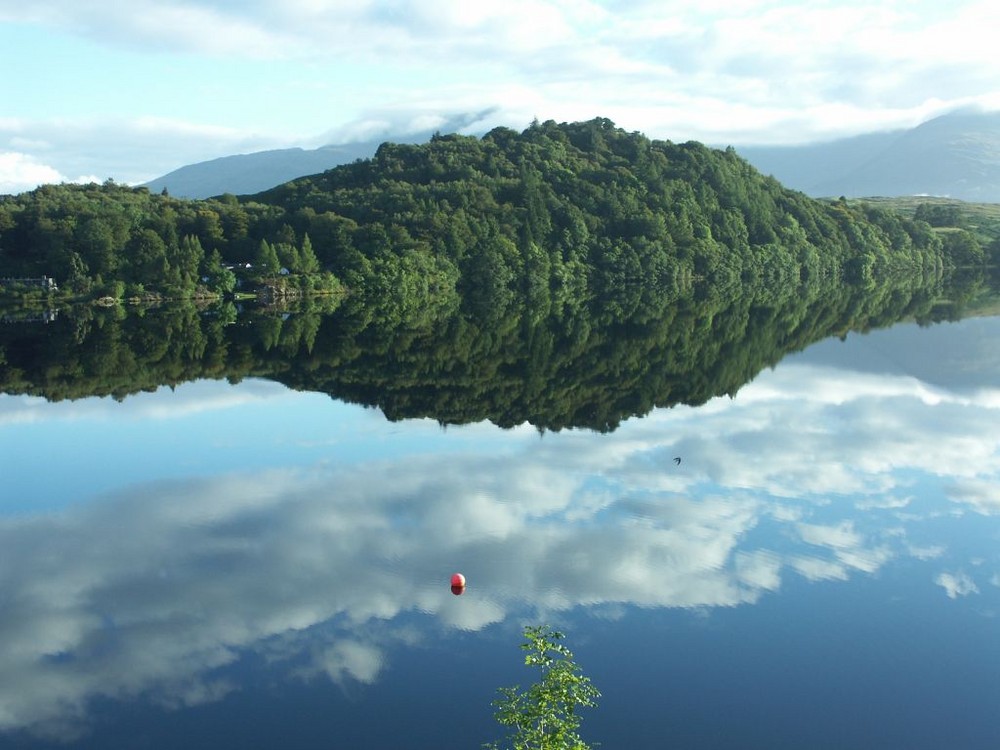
[1,276,999,749]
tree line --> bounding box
[1,118,988,307]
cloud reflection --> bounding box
[0,378,295,426]
[1,320,999,737]
[0,458,764,735]
[0,454,930,735]
[935,571,980,599]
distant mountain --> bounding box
[736,109,1000,201]
[142,143,380,199]
[142,110,499,199]
[149,110,1000,203]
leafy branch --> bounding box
[486,625,600,750]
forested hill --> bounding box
[251,117,953,301]
[0,118,988,305]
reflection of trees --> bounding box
[2,312,998,738]
[0,273,990,429]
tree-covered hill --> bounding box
[0,118,983,306]
[254,117,953,302]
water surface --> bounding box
[1,307,999,748]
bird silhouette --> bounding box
[673,456,681,465]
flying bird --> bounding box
[673,456,681,465]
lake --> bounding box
[1,278,999,748]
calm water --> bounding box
[1,307,999,748]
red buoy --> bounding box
[450,572,466,588]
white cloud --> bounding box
[0,1,293,57]
[793,520,892,575]
[856,495,912,510]
[734,549,782,591]
[316,640,384,686]
[789,555,849,582]
[947,480,1000,515]
[0,379,298,426]
[0,152,68,194]
[797,521,864,550]
[935,571,980,599]
[3,0,1000,187]
[0,115,303,190]
[909,545,946,561]
[836,545,893,574]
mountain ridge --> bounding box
[142,144,369,199]
[142,109,1000,202]
[142,111,499,199]
[737,109,1000,201]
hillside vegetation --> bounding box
[0,118,987,307]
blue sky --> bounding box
[3,0,1000,193]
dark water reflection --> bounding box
[1,304,999,747]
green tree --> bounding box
[462,234,519,317]
[127,228,169,282]
[914,202,961,228]
[202,248,236,295]
[941,229,986,266]
[274,242,300,271]
[75,216,118,277]
[299,232,321,274]
[170,234,206,289]
[254,238,281,275]
[486,626,600,750]
[193,207,226,251]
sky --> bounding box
[3,0,1000,193]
